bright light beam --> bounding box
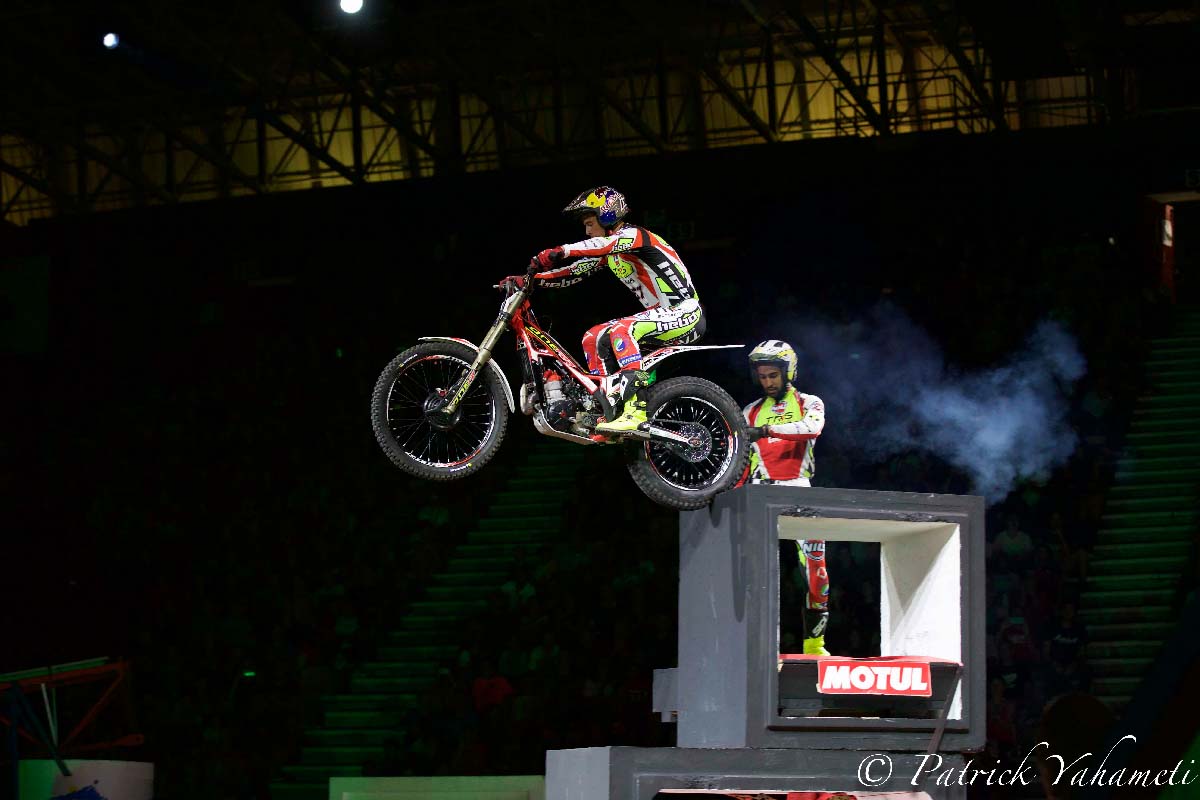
[102,32,120,49]
[339,0,363,13]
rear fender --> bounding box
[418,336,516,413]
[640,343,744,372]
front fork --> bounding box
[441,291,521,414]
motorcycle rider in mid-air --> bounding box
[504,186,704,435]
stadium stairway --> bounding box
[270,439,585,800]
[1083,306,1200,713]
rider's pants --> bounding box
[756,475,831,639]
[582,298,704,375]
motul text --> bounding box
[817,659,933,697]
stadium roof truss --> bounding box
[0,0,1191,225]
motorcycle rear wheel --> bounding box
[371,341,509,480]
[626,376,749,510]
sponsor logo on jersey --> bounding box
[817,659,932,697]
[618,354,640,366]
[612,236,637,253]
[607,255,634,279]
[772,402,787,414]
[654,309,700,332]
[614,337,627,353]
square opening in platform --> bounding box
[775,513,963,723]
[778,538,880,656]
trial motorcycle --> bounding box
[370,269,750,509]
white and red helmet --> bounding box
[749,339,797,384]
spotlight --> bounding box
[339,0,363,13]
[102,32,120,49]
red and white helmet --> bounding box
[749,339,797,384]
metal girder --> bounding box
[862,0,925,130]
[166,125,266,193]
[136,10,363,187]
[416,19,559,162]
[919,0,1008,131]
[0,54,173,209]
[464,78,561,161]
[74,137,176,205]
[253,104,361,185]
[0,153,74,212]
[434,79,463,173]
[594,80,669,154]
[307,47,442,164]
[735,0,816,136]
[700,60,779,144]
[771,0,890,135]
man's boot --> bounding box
[595,370,649,434]
[802,610,830,656]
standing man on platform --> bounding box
[743,340,831,656]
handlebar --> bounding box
[493,267,539,296]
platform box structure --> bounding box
[668,483,987,752]
[546,484,987,799]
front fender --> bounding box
[418,336,516,413]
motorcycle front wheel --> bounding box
[371,341,509,480]
[625,376,750,510]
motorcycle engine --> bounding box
[541,371,584,431]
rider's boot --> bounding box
[802,610,830,656]
[594,369,650,435]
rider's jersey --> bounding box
[743,385,824,482]
[534,225,699,309]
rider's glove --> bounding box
[500,274,527,290]
[745,425,770,442]
[531,246,565,271]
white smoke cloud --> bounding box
[790,304,1086,502]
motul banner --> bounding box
[816,658,933,697]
